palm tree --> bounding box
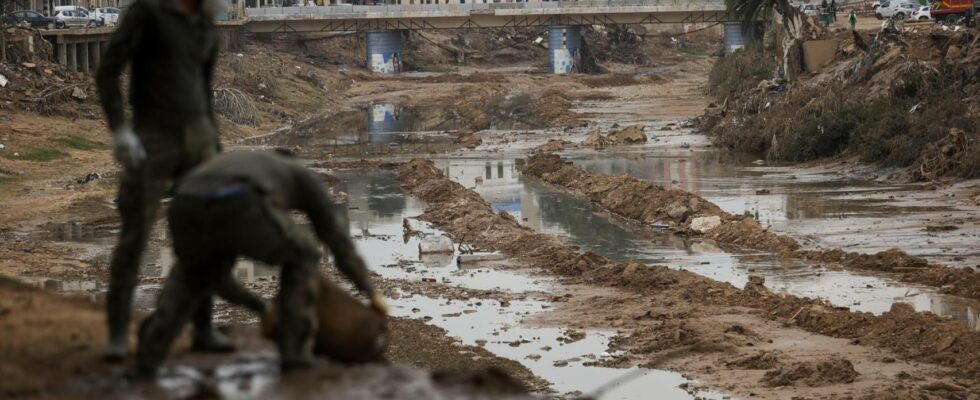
[725,0,808,81]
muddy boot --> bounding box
[103,287,133,361]
[190,297,236,353]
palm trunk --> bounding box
[777,10,804,81]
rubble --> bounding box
[702,24,979,180]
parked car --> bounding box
[875,1,918,19]
[93,7,121,25]
[54,9,97,28]
[54,6,103,26]
[911,5,932,20]
[801,3,821,17]
[2,10,63,29]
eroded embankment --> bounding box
[521,153,980,302]
[396,158,980,387]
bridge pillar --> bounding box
[67,43,77,72]
[365,31,402,74]
[57,43,67,67]
[548,26,581,74]
[79,41,90,73]
[723,22,750,54]
[89,41,100,71]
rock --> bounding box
[418,235,454,254]
[667,205,691,221]
[584,131,608,147]
[946,45,962,59]
[0,74,7,88]
[70,87,88,100]
[21,62,36,68]
[679,143,690,149]
[622,262,642,277]
[607,125,647,144]
[688,197,702,213]
[690,216,722,233]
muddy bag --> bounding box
[262,277,388,363]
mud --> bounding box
[761,358,859,387]
[394,158,980,396]
[524,152,980,304]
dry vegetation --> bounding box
[701,24,980,180]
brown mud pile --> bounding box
[313,159,403,171]
[762,358,859,387]
[584,125,648,148]
[523,153,980,302]
[521,153,793,253]
[395,158,980,387]
[0,274,542,398]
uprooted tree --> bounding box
[725,0,827,81]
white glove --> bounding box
[369,292,389,317]
[112,123,146,170]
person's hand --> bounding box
[369,292,389,317]
[112,123,145,170]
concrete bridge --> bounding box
[244,0,730,32]
[244,0,739,74]
[41,1,746,75]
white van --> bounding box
[93,7,121,25]
[875,1,919,19]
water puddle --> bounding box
[432,157,980,331]
[559,146,979,267]
[390,294,723,400]
[331,170,721,398]
[249,97,543,157]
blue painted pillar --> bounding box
[366,31,403,74]
[548,25,581,74]
[724,22,750,54]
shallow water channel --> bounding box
[330,170,724,399]
[23,127,980,398]
[427,154,980,329]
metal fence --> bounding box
[245,0,728,17]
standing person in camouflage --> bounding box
[135,151,387,376]
[96,0,230,360]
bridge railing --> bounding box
[245,0,727,18]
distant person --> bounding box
[135,151,388,377]
[849,10,858,30]
[95,0,228,360]
[830,0,838,22]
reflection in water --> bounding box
[432,157,980,331]
[568,152,948,224]
[333,170,720,399]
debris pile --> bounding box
[701,24,979,180]
[0,27,98,117]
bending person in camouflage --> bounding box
[135,151,387,376]
[96,0,228,360]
